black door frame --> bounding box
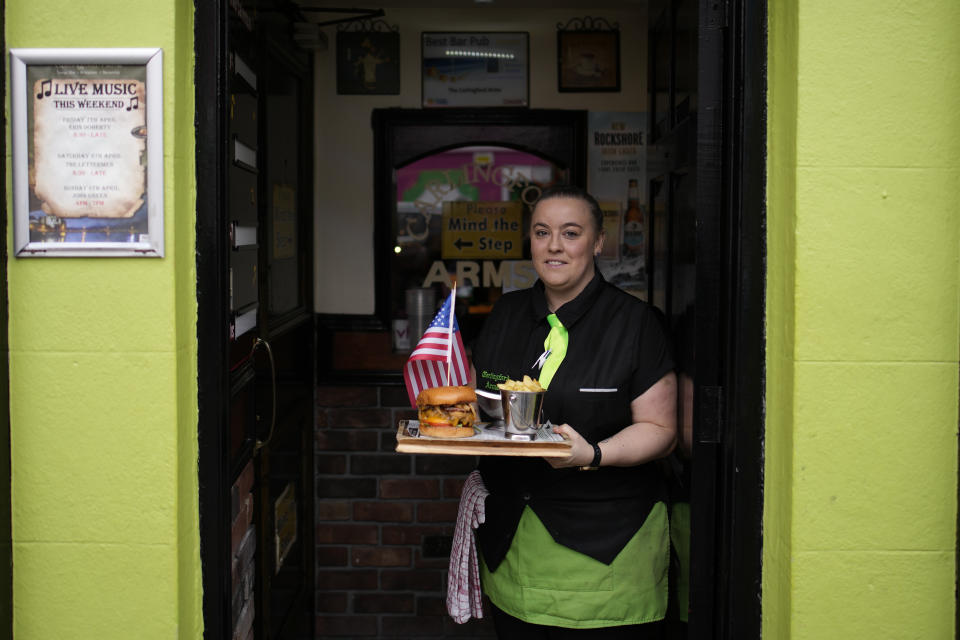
[719,0,766,636]
[195,0,232,636]
[689,0,766,638]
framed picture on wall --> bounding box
[557,22,621,93]
[421,32,529,107]
[337,30,400,95]
[9,47,164,257]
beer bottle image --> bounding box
[622,178,645,257]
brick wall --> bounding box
[316,384,497,638]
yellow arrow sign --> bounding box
[441,201,523,259]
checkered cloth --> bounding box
[446,470,490,624]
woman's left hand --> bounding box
[542,373,679,469]
[545,423,594,469]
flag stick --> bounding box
[445,281,456,386]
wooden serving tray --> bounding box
[395,420,572,457]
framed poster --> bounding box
[421,32,528,108]
[10,48,164,257]
[557,21,620,92]
[336,29,400,95]
[588,111,647,299]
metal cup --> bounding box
[475,389,504,421]
[500,389,545,438]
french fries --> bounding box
[497,375,544,392]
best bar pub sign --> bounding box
[10,48,164,257]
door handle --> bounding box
[253,337,277,453]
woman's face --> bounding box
[530,196,604,305]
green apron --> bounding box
[480,502,669,628]
[670,501,691,623]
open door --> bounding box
[196,1,315,638]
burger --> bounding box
[416,385,478,438]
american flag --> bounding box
[404,291,470,408]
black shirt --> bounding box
[472,271,674,568]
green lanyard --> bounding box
[539,313,568,389]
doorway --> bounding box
[196,0,767,638]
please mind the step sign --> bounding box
[441,201,523,259]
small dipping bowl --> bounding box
[500,389,546,437]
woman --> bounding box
[471,185,677,638]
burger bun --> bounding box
[416,385,477,407]
[419,424,476,438]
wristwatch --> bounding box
[579,442,602,471]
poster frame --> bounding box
[10,47,164,257]
[421,31,529,108]
[336,28,400,95]
[556,22,621,93]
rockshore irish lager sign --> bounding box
[587,111,647,298]
[10,48,164,257]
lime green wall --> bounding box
[763,1,798,637]
[170,3,201,638]
[5,2,201,639]
[765,1,960,638]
